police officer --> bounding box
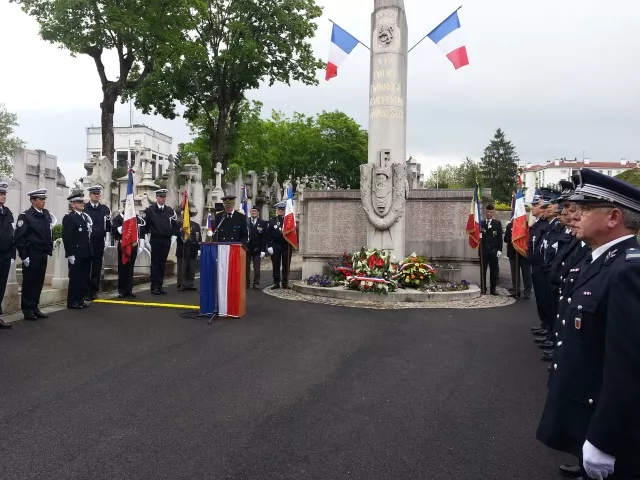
[111,199,146,298]
[266,202,292,289]
[14,189,53,321]
[176,204,201,291]
[212,195,249,245]
[246,206,267,289]
[503,218,532,299]
[62,191,93,309]
[536,169,640,480]
[529,190,551,333]
[480,203,503,295]
[0,181,16,329]
[84,185,111,300]
[141,189,179,295]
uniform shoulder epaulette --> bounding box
[625,248,640,262]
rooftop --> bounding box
[523,158,638,172]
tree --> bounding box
[12,0,193,163]
[0,104,25,178]
[615,169,640,188]
[480,128,519,203]
[458,156,481,188]
[130,0,325,174]
[424,165,460,189]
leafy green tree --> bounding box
[458,156,481,188]
[12,0,193,163]
[0,104,25,178]
[129,0,324,174]
[480,128,519,203]
[424,165,461,188]
[615,169,640,188]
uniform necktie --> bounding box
[585,253,593,264]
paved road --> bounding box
[0,284,571,480]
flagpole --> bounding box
[408,5,463,53]
[328,19,371,50]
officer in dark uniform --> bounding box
[536,169,640,480]
[529,190,551,332]
[83,185,111,300]
[503,218,532,298]
[176,204,201,291]
[246,206,267,289]
[14,189,53,321]
[266,202,292,289]
[0,181,16,329]
[479,203,503,295]
[213,195,249,245]
[62,191,93,309]
[111,198,146,298]
[141,189,179,295]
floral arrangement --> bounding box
[345,247,398,294]
[327,252,355,283]
[306,275,334,288]
[393,253,436,289]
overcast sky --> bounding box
[1,0,638,184]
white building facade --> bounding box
[86,125,173,180]
[522,158,638,203]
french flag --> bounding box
[466,183,481,249]
[511,188,529,257]
[427,10,469,70]
[121,169,138,264]
[200,243,246,318]
[283,185,298,249]
[326,23,360,81]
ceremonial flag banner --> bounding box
[326,23,360,80]
[241,185,248,216]
[182,190,191,238]
[283,185,298,249]
[466,184,481,249]
[200,243,246,318]
[427,10,469,70]
[512,188,529,256]
[121,169,138,264]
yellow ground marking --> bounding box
[93,299,199,309]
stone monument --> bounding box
[83,155,113,207]
[360,0,409,260]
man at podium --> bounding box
[213,195,248,247]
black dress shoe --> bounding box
[185,286,196,291]
[34,309,48,319]
[282,284,289,289]
[159,288,168,295]
[559,464,582,478]
[534,336,549,344]
[532,328,549,336]
[252,285,260,289]
[128,293,136,298]
[490,290,498,295]
[530,325,544,332]
[117,293,126,298]
[539,340,555,349]
[23,311,37,321]
[0,318,12,329]
[523,294,530,299]
[151,289,163,295]
[81,303,90,308]
[272,284,280,289]
[68,304,84,310]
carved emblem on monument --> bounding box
[360,149,407,230]
[377,25,394,45]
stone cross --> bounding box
[214,162,223,190]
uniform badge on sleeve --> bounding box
[626,248,640,262]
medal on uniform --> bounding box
[78,227,82,231]
[575,317,582,330]
[583,291,591,296]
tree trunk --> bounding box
[100,86,119,163]
[213,107,228,171]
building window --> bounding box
[158,165,163,178]
[607,170,612,176]
[599,170,603,174]
[116,151,128,169]
[152,154,157,161]
[152,162,156,180]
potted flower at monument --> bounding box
[393,253,436,289]
[345,247,398,294]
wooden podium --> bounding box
[199,242,246,318]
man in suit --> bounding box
[480,203,503,295]
[141,189,180,295]
[112,199,146,298]
[0,181,15,329]
[246,206,267,289]
[176,204,201,291]
[62,191,93,309]
[14,189,53,321]
[536,168,640,480]
[503,218,532,299]
[267,202,293,289]
[83,185,111,300]
[212,195,248,246]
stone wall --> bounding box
[300,188,492,284]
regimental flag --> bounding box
[326,23,360,81]
[241,185,248,216]
[181,189,191,239]
[283,185,298,249]
[427,10,469,70]
[466,183,482,249]
[512,188,529,257]
[206,212,213,231]
[121,169,138,265]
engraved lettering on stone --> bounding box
[375,9,398,21]
[369,107,403,119]
[370,82,401,94]
[369,96,404,107]
[374,68,397,79]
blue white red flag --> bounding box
[121,169,138,264]
[427,10,469,70]
[466,183,481,249]
[512,188,529,257]
[283,185,298,249]
[206,212,213,231]
[326,23,360,81]
[241,185,248,216]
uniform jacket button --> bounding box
[560,296,564,301]
[555,332,559,337]
[589,399,593,405]
[562,320,566,326]
[557,341,562,346]
[557,314,560,318]
[578,305,582,310]
[568,298,572,304]
[553,364,558,370]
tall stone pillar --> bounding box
[361,0,408,260]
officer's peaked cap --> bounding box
[221,195,236,202]
[275,201,286,209]
[570,168,640,214]
[27,188,47,199]
[0,181,8,194]
[155,189,168,197]
[88,185,103,193]
[67,191,84,202]
[556,180,575,201]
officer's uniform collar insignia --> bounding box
[604,249,618,264]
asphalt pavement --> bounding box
[0,282,573,480]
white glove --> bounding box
[197,250,201,258]
[23,257,30,267]
[11,259,15,265]
[260,251,265,258]
[139,239,145,251]
[583,440,615,480]
[267,247,274,255]
[117,226,123,234]
[68,255,76,265]
[496,251,502,258]
[105,233,112,246]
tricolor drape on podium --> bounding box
[200,243,246,317]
